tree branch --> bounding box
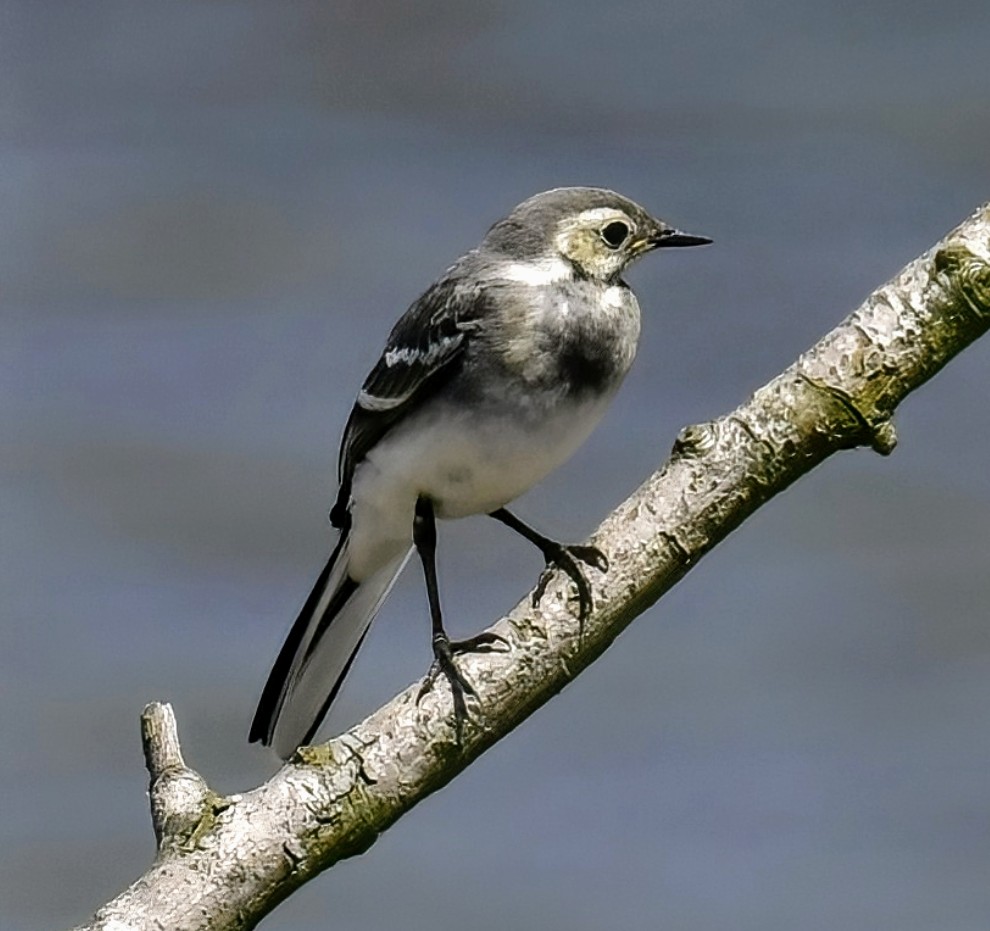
[73,204,990,931]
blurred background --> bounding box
[3,2,990,929]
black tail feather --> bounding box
[249,531,349,746]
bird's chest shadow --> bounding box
[552,323,621,397]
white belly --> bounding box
[345,396,611,579]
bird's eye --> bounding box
[600,221,630,249]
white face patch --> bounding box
[553,206,637,281]
[500,257,573,287]
[575,206,630,226]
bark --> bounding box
[73,204,990,931]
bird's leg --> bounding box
[413,496,506,742]
[489,507,608,626]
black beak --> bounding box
[651,225,713,248]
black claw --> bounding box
[532,542,607,624]
[568,544,609,573]
[488,509,608,626]
[416,632,505,744]
[450,631,510,654]
[532,572,552,608]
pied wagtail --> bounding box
[250,187,710,757]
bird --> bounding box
[249,186,711,758]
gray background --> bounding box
[4,2,990,929]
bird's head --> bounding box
[483,187,711,283]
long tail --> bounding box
[249,528,411,759]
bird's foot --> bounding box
[532,542,609,625]
[416,631,509,744]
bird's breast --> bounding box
[489,279,641,400]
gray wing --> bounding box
[330,273,486,526]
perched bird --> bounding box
[250,187,710,757]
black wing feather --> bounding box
[330,272,485,525]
